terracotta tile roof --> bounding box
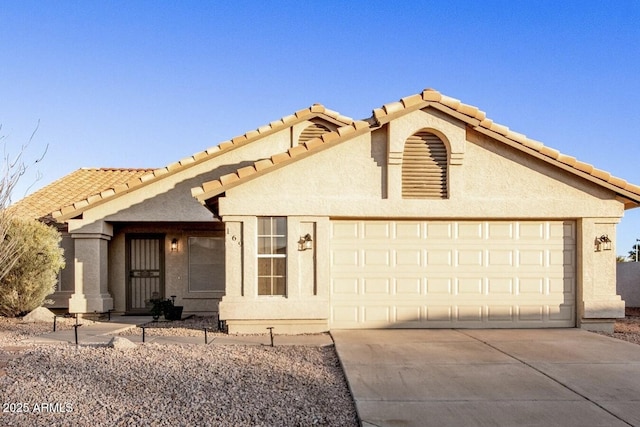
[51,105,353,220]
[10,168,155,222]
[193,88,640,208]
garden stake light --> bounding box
[73,324,82,345]
[267,327,274,347]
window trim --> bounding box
[187,236,225,294]
[257,217,287,296]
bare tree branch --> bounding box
[0,123,46,281]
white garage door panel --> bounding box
[330,220,575,328]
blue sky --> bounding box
[2,1,639,256]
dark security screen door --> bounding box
[127,235,164,313]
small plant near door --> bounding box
[164,296,184,321]
[146,293,183,321]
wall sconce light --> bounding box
[171,238,178,252]
[594,234,612,252]
[298,234,313,251]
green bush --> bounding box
[0,219,65,317]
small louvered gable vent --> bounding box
[402,131,448,199]
[299,123,331,144]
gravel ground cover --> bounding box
[120,316,221,338]
[3,309,640,427]
[0,316,76,346]
[598,307,640,345]
[0,317,358,427]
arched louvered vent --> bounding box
[402,131,448,199]
[299,123,331,144]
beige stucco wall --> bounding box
[221,130,622,219]
[47,233,75,308]
[618,262,640,307]
[221,216,330,333]
[217,110,625,333]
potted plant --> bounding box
[146,293,183,321]
[164,295,183,321]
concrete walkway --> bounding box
[22,315,150,345]
[332,329,640,427]
[21,315,333,347]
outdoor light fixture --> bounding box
[171,238,178,252]
[297,234,313,251]
[595,235,612,252]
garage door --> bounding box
[330,220,575,328]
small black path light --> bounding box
[73,323,82,345]
[266,327,274,347]
[72,314,83,345]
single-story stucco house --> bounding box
[13,88,640,333]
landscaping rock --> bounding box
[21,306,56,323]
[107,336,137,349]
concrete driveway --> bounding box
[332,329,640,427]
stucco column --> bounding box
[223,220,244,298]
[68,231,114,314]
[577,218,624,332]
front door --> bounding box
[126,234,165,314]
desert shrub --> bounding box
[0,219,65,317]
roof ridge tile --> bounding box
[574,161,594,174]
[439,95,461,110]
[288,145,308,158]
[219,173,240,186]
[539,146,560,159]
[401,94,423,108]
[254,159,275,171]
[383,101,404,115]
[237,165,258,179]
[422,89,442,102]
[320,132,339,144]
[303,137,325,150]
[271,152,291,164]
[627,183,640,194]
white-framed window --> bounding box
[257,217,287,296]
[188,236,225,292]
